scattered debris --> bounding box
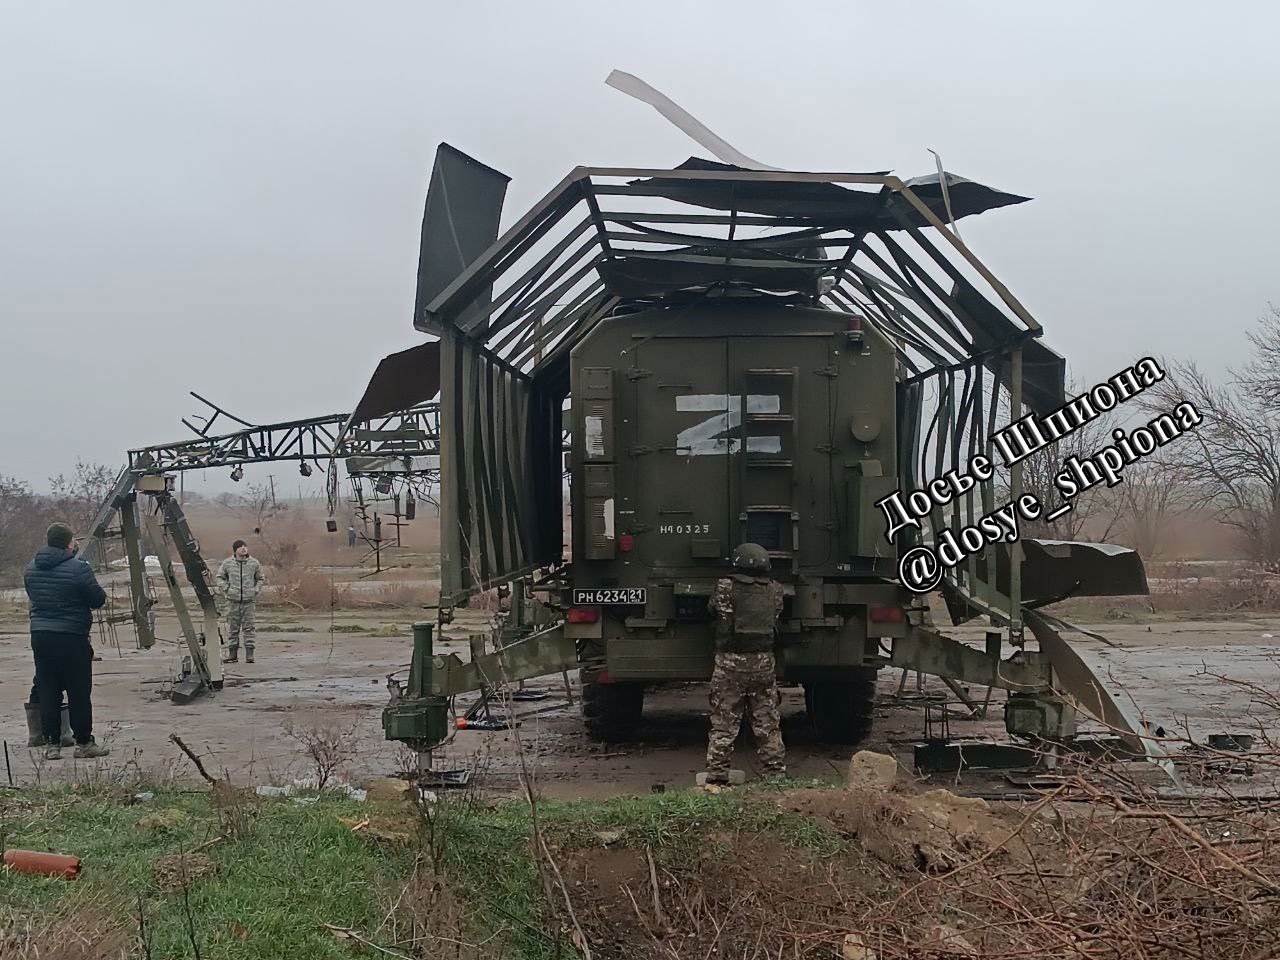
[1207,733,1256,751]
[255,780,367,802]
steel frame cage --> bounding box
[417,165,1066,624]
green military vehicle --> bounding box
[376,146,1157,759]
[566,298,903,742]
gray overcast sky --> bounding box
[2,1,1276,492]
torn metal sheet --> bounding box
[943,539,1148,625]
[1022,538,1149,602]
[628,157,1030,229]
[606,70,780,171]
[348,341,442,424]
[892,172,1031,229]
[415,144,510,335]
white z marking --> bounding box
[675,395,781,456]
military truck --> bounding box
[566,298,904,741]
[375,147,1157,758]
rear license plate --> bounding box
[572,587,647,605]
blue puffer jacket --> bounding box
[24,545,107,635]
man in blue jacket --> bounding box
[24,522,110,760]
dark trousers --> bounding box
[31,631,94,745]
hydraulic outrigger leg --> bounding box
[135,475,224,703]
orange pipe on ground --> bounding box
[2,849,82,879]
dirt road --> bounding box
[1,608,1277,796]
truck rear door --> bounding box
[630,338,731,572]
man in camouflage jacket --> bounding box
[704,542,786,782]
[217,539,264,664]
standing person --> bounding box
[347,524,357,548]
[704,542,786,784]
[217,539,264,664]
[23,523,110,760]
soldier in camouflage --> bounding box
[217,539,264,664]
[704,542,786,783]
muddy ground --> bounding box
[3,596,1279,795]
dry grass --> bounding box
[363,581,440,609]
[263,570,349,610]
[263,570,439,611]
[0,903,130,960]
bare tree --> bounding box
[1241,303,1280,407]
[1140,349,1280,567]
[1113,454,1190,559]
[235,482,288,536]
[0,475,46,581]
[47,460,118,533]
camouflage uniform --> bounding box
[705,574,786,778]
[217,556,264,659]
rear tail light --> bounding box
[869,605,905,623]
[619,534,635,552]
[567,606,600,624]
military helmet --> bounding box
[731,542,770,572]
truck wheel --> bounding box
[582,677,644,742]
[804,668,878,744]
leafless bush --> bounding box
[281,718,360,790]
[379,860,499,959]
[258,537,301,573]
[211,780,255,841]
